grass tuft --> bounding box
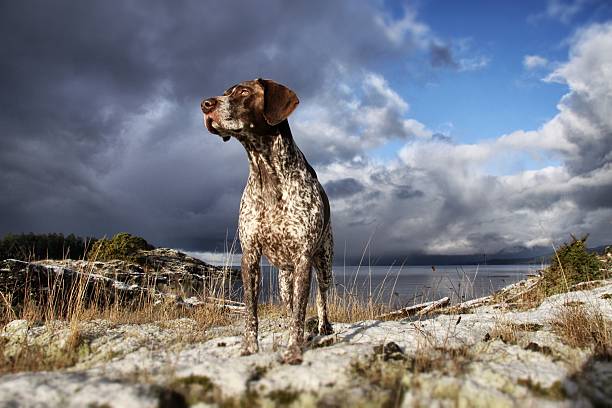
[551,303,612,360]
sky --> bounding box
[1,0,611,264]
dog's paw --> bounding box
[282,345,303,365]
[240,340,259,356]
[318,321,334,336]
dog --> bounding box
[201,79,334,364]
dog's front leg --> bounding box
[279,269,294,317]
[283,255,312,365]
[240,246,261,356]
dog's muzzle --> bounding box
[202,98,230,142]
[204,115,219,134]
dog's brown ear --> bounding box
[257,78,299,126]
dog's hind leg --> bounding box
[313,225,334,336]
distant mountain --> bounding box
[358,244,608,266]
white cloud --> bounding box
[544,0,586,23]
[375,7,431,47]
[542,23,612,173]
[529,0,587,24]
[523,54,549,70]
[458,55,491,71]
[314,21,612,257]
[292,68,432,163]
[363,73,409,113]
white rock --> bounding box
[0,280,610,407]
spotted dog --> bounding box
[201,79,334,364]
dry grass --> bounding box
[486,320,543,345]
[0,245,393,374]
[0,260,238,325]
[258,259,402,324]
[551,302,612,359]
[0,246,241,374]
[411,345,473,375]
[314,285,389,323]
[259,288,389,327]
[498,282,548,311]
[488,320,522,345]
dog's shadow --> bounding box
[306,315,435,350]
[306,319,384,349]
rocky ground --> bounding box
[0,277,611,407]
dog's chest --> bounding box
[239,171,323,264]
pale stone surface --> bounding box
[0,372,164,408]
[1,280,611,407]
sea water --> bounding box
[256,264,545,307]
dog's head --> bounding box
[201,79,299,142]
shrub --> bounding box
[88,232,154,262]
[543,235,602,295]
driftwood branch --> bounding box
[503,278,541,303]
[204,296,246,307]
[445,295,492,312]
[179,296,246,313]
[376,297,450,320]
[212,303,246,313]
[416,297,450,316]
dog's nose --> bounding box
[201,98,217,113]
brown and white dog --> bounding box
[201,79,334,364]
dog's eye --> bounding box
[240,89,250,96]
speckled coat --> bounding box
[201,79,334,364]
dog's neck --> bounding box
[240,121,311,203]
[242,120,304,178]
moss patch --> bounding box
[248,365,269,382]
[564,301,584,307]
[517,378,567,400]
[351,353,407,407]
[267,389,300,405]
[168,375,217,405]
[524,342,553,355]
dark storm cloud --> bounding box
[571,180,612,210]
[0,0,424,253]
[324,178,365,198]
[368,169,424,200]
[557,92,612,176]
